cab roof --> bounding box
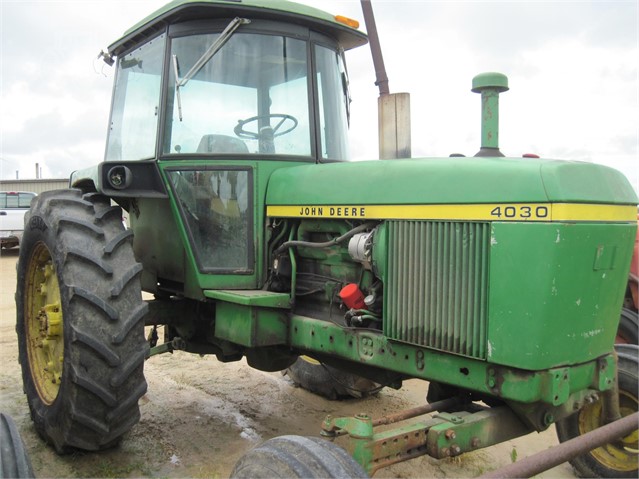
[108,0,368,57]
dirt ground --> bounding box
[0,248,577,478]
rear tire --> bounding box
[16,189,148,453]
[285,356,382,400]
[616,307,638,345]
[555,345,638,478]
[231,435,368,478]
[0,413,34,479]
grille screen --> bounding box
[385,221,490,359]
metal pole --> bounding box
[372,397,460,427]
[361,0,411,159]
[360,0,389,96]
[479,412,639,479]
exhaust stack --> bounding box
[360,0,411,159]
[472,72,509,157]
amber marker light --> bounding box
[335,15,360,29]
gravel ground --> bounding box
[0,248,576,478]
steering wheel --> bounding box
[234,114,298,139]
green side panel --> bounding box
[129,197,188,294]
[266,157,637,205]
[289,314,616,405]
[384,221,490,359]
[214,301,288,347]
[204,289,291,308]
[488,222,636,369]
[69,165,99,190]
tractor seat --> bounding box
[197,134,249,154]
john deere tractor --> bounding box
[16,1,637,477]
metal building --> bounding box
[0,179,69,195]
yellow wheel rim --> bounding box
[579,389,638,472]
[25,243,64,405]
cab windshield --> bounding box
[106,27,350,161]
[165,31,311,157]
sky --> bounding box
[1,0,637,194]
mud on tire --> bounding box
[16,189,148,453]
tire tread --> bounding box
[16,189,148,453]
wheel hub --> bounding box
[580,390,639,471]
[25,244,64,404]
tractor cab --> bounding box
[86,0,367,293]
[103,0,366,163]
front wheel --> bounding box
[555,345,638,478]
[0,412,34,479]
[284,356,383,400]
[16,189,149,453]
[231,435,368,478]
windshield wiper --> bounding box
[173,16,250,121]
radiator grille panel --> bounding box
[385,221,490,359]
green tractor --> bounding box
[15,0,637,477]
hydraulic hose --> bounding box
[274,222,376,255]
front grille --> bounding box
[385,221,490,359]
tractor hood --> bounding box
[266,156,637,208]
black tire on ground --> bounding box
[285,356,382,400]
[0,413,34,479]
[16,189,148,453]
[555,344,638,478]
[230,435,368,478]
[426,381,459,404]
[616,307,638,345]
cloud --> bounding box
[337,0,638,191]
[1,0,637,192]
[1,0,160,179]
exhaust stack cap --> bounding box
[472,72,509,157]
[471,72,509,94]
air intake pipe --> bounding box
[472,72,509,157]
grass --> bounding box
[76,458,151,478]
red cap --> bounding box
[339,283,366,310]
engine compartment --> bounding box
[267,219,382,330]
